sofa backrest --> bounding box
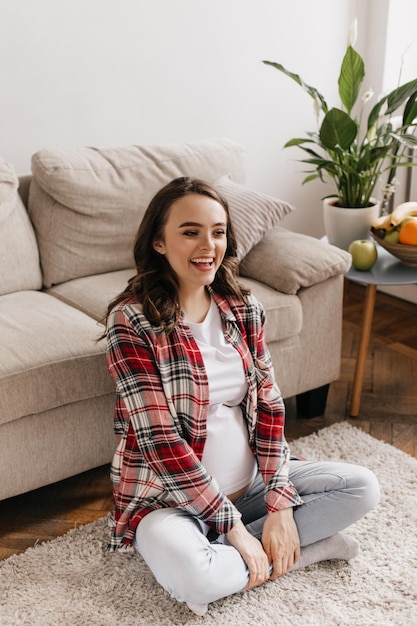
[28,138,246,288]
[0,160,42,295]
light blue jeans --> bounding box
[134,460,380,605]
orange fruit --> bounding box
[399,219,417,246]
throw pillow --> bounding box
[29,139,246,287]
[0,159,42,295]
[214,176,295,261]
[239,226,352,294]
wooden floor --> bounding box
[1,281,416,561]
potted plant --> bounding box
[263,21,417,250]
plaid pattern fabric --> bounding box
[106,289,303,552]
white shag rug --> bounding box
[1,422,417,626]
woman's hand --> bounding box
[262,507,300,579]
[226,521,270,590]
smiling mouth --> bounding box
[190,257,214,266]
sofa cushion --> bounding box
[29,138,246,288]
[0,291,114,426]
[0,159,42,295]
[47,269,134,322]
[215,176,295,261]
[238,277,302,342]
[47,270,301,343]
[240,227,352,295]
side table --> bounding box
[345,245,417,416]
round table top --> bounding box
[346,244,417,286]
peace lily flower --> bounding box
[362,89,374,104]
[313,95,322,127]
[348,18,358,48]
[263,23,417,208]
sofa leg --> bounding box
[296,384,330,419]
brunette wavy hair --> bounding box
[101,176,249,335]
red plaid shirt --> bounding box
[106,289,302,552]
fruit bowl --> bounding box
[370,230,417,267]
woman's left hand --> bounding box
[261,507,300,579]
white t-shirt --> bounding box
[186,299,257,495]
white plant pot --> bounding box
[323,198,381,251]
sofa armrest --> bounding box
[239,226,351,295]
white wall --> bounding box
[5,1,416,303]
[1,0,358,238]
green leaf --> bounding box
[403,92,417,126]
[365,146,393,166]
[295,147,325,161]
[319,108,357,150]
[302,173,320,184]
[262,60,328,113]
[338,46,365,113]
[391,132,417,149]
[368,82,417,131]
[367,97,387,131]
[284,137,313,147]
[386,79,417,115]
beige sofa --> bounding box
[0,138,351,501]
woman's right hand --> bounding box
[226,521,270,590]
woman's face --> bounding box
[153,193,228,295]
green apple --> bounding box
[348,240,378,271]
[384,228,400,244]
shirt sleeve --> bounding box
[248,299,304,511]
[106,305,242,534]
